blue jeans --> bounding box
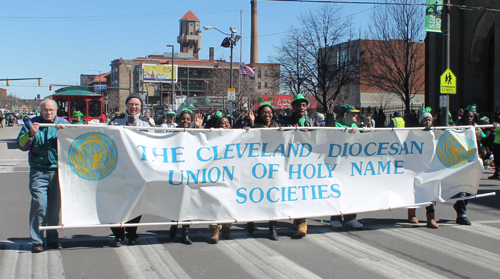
[452,192,469,217]
[29,169,61,244]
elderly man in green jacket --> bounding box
[17,99,69,253]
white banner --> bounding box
[58,127,483,227]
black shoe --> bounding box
[111,237,123,247]
[247,222,255,234]
[456,216,472,226]
[169,225,178,239]
[32,244,44,253]
[488,175,500,180]
[269,222,279,241]
[47,242,62,250]
[128,239,137,245]
[181,234,192,245]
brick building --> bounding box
[103,10,279,113]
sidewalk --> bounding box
[0,126,28,169]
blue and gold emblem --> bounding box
[69,132,117,180]
[437,130,476,168]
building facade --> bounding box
[426,0,500,118]
[102,10,279,113]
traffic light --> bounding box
[38,78,42,86]
[49,84,52,91]
[145,83,149,91]
[6,79,9,86]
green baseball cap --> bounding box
[341,104,360,115]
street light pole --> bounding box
[203,25,241,111]
[167,45,175,109]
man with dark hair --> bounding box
[282,94,319,237]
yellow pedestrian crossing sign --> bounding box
[440,68,456,94]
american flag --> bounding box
[239,64,255,77]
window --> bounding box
[264,82,268,88]
[257,70,261,78]
[257,82,261,89]
[190,23,193,26]
[264,71,268,76]
[88,99,102,118]
[70,99,87,119]
[190,32,193,35]
[55,99,68,118]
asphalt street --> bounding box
[0,125,499,279]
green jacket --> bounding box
[17,116,70,171]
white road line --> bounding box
[16,243,33,278]
[0,243,20,279]
[31,246,49,279]
[143,238,191,279]
[47,250,65,278]
[453,223,500,241]
[382,227,500,273]
[114,237,191,279]
[307,229,449,279]
[114,245,153,279]
[218,235,322,279]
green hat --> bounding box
[340,104,360,115]
[166,110,176,116]
[291,94,309,107]
[480,116,490,123]
[72,110,84,118]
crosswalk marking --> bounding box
[218,235,322,279]
[2,221,500,278]
[381,226,500,273]
[307,229,449,279]
[114,237,190,279]
[453,221,500,241]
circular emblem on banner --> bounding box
[69,132,117,181]
[437,130,476,168]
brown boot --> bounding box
[221,224,233,240]
[426,212,439,228]
[209,224,220,244]
[408,208,419,224]
[297,221,307,237]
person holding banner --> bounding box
[169,109,204,244]
[328,104,364,230]
[282,94,320,237]
[108,93,152,247]
[246,102,282,241]
[203,114,235,244]
[452,107,480,226]
[406,107,439,228]
[17,99,69,253]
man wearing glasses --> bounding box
[108,93,152,247]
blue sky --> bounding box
[0,0,378,99]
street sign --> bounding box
[440,68,456,94]
[227,88,236,101]
[94,85,107,90]
[439,95,448,108]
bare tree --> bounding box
[271,4,359,111]
[206,65,256,111]
[362,0,426,114]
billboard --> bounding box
[142,64,178,83]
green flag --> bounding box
[425,0,443,33]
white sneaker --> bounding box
[330,220,343,228]
[344,219,363,229]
